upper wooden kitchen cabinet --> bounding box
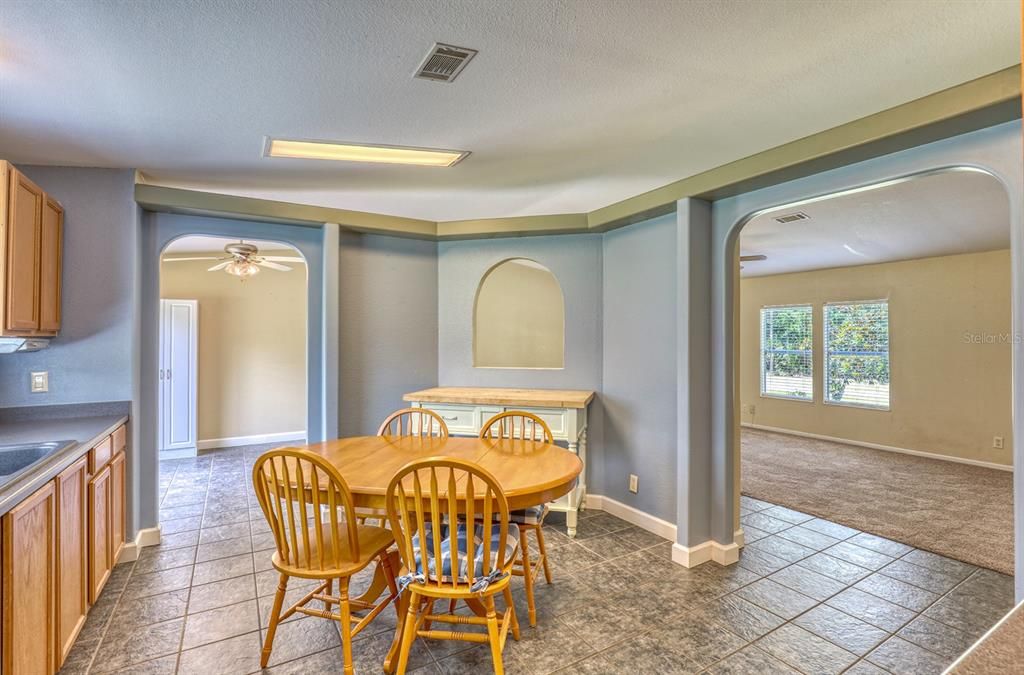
[0,160,63,336]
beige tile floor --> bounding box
[59,444,1015,674]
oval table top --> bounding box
[292,435,583,511]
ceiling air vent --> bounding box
[414,43,477,82]
[774,211,810,224]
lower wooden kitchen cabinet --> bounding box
[87,463,112,603]
[56,456,89,665]
[0,422,128,673]
[88,444,126,605]
[110,451,126,566]
[2,481,57,675]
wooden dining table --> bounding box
[288,434,583,672]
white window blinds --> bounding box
[760,305,813,400]
[825,301,890,409]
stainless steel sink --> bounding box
[0,440,76,485]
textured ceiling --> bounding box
[1,0,1019,221]
[739,169,1010,277]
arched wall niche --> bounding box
[473,258,565,369]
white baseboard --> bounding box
[117,526,162,563]
[159,447,197,460]
[735,528,746,548]
[742,423,1013,472]
[672,541,712,567]
[197,431,307,451]
[585,494,677,541]
[586,494,740,567]
[712,540,740,565]
[671,539,739,567]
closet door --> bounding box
[159,299,198,452]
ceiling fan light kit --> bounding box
[163,240,304,280]
[225,259,261,279]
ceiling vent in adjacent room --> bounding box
[774,211,810,224]
[414,43,477,82]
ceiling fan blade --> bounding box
[739,255,767,262]
[257,260,292,271]
[260,256,305,262]
[207,261,232,272]
[163,256,221,262]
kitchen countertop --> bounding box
[0,402,128,516]
[404,386,595,409]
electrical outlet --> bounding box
[993,436,1004,450]
[628,474,638,494]
[30,371,48,393]
[747,404,756,415]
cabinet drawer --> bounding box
[88,435,112,475]
[511,407,568,439]
[112,424,126,454]
[420,404,477,434]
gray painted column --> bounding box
[321,223,340,441]
[679,200,720,561]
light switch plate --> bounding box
[30,371,48,393]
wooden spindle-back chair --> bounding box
[478,410,555,627]
[377,407,450,439]
[480,410,553,444]
[252,449,399,674]
[385,458,520,675]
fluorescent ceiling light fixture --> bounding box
[265,138,469,167]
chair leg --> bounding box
[422,599,436,631]
[502,586,520,641]
[396,591,421,675]
[484,595,504,675]
[337,577,354,675]
[260,573,289,668]
[324,578,335,611]
[535,523,553,584]
[519,528,537,627]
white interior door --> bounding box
[159,299,198,453]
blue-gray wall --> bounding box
[339,232,438,435]
[438,234,603,390]
[0,167,137,407]
[437,234,605,493]
[602,215,678,521]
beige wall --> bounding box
[473,259,565,368]
[160,253,307,441]
[740,249,1012,466]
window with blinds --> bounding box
[825,300,890,409]
[760,305,813,400]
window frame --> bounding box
[823,298,891,411]
[759,303,815,403]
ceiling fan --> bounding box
[162,241,304,279]
[740,254,767,269]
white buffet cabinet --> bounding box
[403,387,594,537]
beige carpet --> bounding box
[741,428,1015,575]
